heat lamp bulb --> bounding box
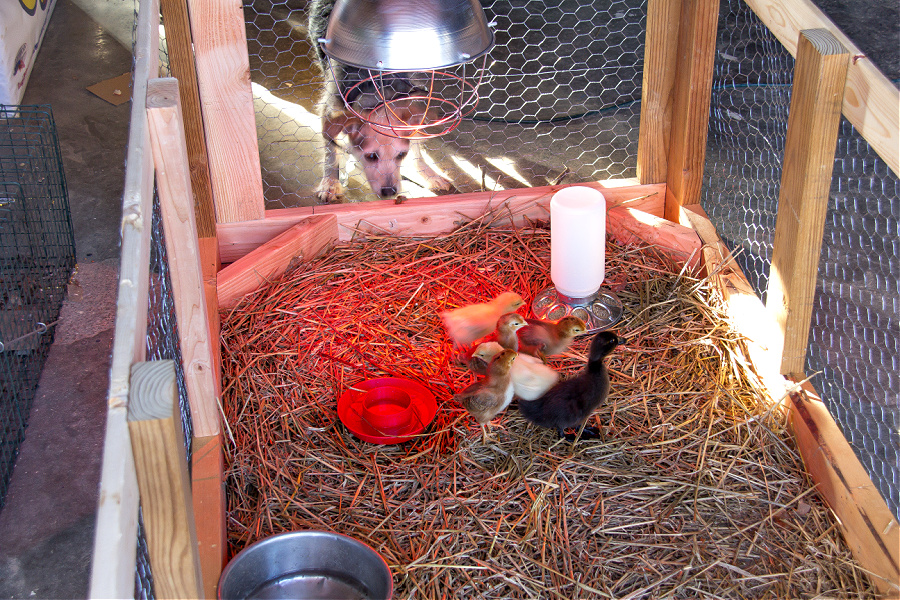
[550,186,606,299]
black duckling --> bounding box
[518,330,625,441]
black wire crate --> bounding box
[0,105,76,510]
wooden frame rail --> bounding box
[89,0,159,595]
[683,205,899,597]
[217,181,667,262]
[744,0,899,177]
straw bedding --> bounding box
[220,215,873,599]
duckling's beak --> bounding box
[616,336,628,346]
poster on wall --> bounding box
[0,0,56,105]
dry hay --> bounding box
[220,216,873,599]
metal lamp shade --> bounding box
[322,0,494,70]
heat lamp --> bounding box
[532,186,623,333]
[319,0,494,139]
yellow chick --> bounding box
[454,349,517,443]
[518,316,587,362]
[468,342,559,400]
[440,292,525,347]
[508,352,560,401]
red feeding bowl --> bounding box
[338,377,437,444]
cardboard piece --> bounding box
[86,72,132,106]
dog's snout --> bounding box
[380,186,398,198]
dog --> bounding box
[308,0,453,203]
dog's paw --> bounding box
[423,174,455,194]
[315,178,343,204]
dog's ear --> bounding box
[323,111,362,142]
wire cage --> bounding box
[0,105,76,511]
[701,0,899,520]
[105,0,899,596]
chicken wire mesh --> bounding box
[701,0,899,518]
[243,0,645,207]
[0,105,76,511]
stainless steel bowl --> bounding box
[323,0,494,70]
[218,531,392,600]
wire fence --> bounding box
[243,0,646,206]
[701,0,899,519]
[0,105,76,511]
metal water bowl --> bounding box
[218,530,392,600]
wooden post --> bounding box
[146,78,220,438]
[663,0,720,222]
[128,361,204,599]
[159,0,218,238]
[89,0,159,595]
[788,380,900,597]
[637,0,683,184]
[187,0,266,223]
[767,29,848,374]
[193,237,226,598]
[191,432,226,600]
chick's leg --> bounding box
[479,420,506,443]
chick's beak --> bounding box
[617,336,628,346]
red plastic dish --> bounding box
[337,377,437,444]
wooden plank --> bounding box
[89,408,140,600]
[199,236,221,396]
[681,205,789,403]
[217,214,338,309]
[744,0,900,177]
[767,30,849,374]
[187,0,265,223]
[218,182,668,263]
[637,0,683,183]
[788,379,900,597]
[147,78,220,438]
[606,206,702,269]
[128,361,204,599]
[159,0,217,238]
[89,0,159,595]
[191,433,226,600]
[664,0,720,221]
[195,237,224,598]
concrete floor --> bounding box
[0,0,894,599]
[0,0,130,597]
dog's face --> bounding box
[325,103,423,199]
